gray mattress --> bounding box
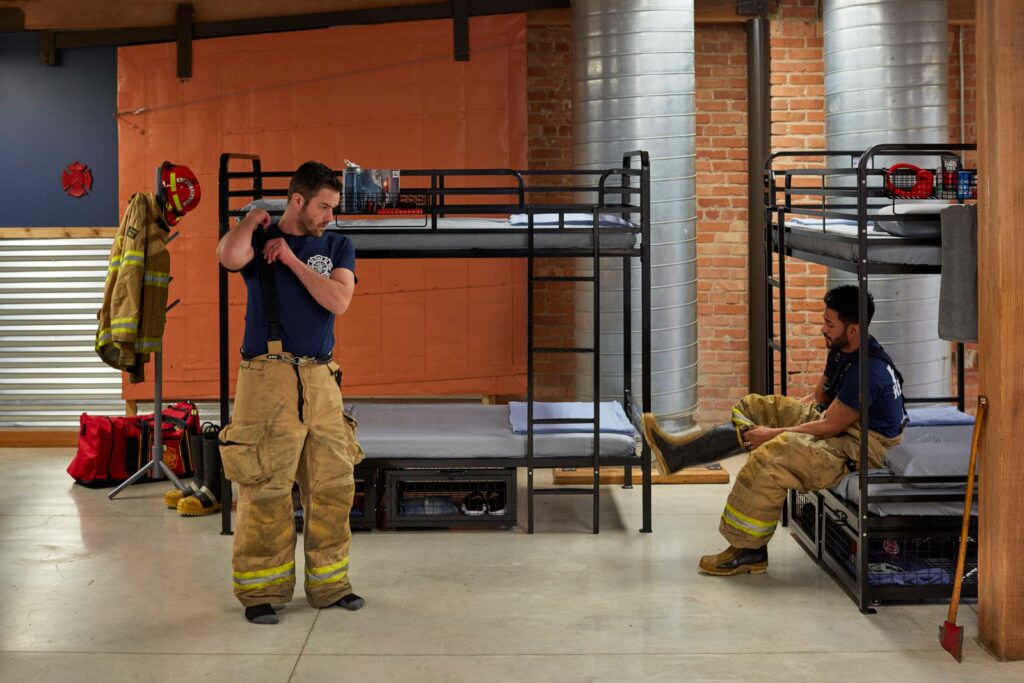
[333,217,638,252]
[777,223,940,266]
[829,424,975,517]
[240,200,639,252]
[831,471,976,517]
[347,403,638,459]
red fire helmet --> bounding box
[158,161,201,226]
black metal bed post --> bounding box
[217,153,232,535]
[217,152,262,536]
[591,207,601,534]
[956,342,966,413]
[764,154,779,394]
[638,151,652,533]
[855,148,873,613]
[621,161,634,490]
[777,201,788,396]
[526,212,535,534]
[621,255,633,490]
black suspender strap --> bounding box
[252,228,283,351]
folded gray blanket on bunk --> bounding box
[347,402,638,459]
[829,406,977,517]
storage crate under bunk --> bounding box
[385,468,517,529]
[818,490,978,602]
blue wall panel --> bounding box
[0,33,117,227]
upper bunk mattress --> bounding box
[776,222,940,266]
[335,216,638,252]
[238,201,639,252]
[347,403,638,459]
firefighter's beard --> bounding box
[824,327,852,351]
[298,206,329,237]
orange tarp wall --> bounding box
[116,16,528,401]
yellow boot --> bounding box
[177,487,221,516]
[163,484,196,509]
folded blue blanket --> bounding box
[906,406,975,427]
[508,401,636,436]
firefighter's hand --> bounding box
[743,426,780,450]
[243,207,271,231]
[263,236,296,266]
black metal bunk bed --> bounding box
[764,143,978,612]
[216,151,653,535]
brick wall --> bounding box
[694,24,752,423]
[526,10,576,400]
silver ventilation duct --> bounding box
[572,0,698,431]
[824,0,950,399]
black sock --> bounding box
[334,593,365,611]
[245,603,279,624]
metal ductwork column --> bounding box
[572,0,698,431]
[824,0,950,399]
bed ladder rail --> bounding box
[524,212,604,536]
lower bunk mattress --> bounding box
[828,416,976,516]
[346,403,638,460]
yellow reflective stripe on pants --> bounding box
[721,503,777,538]
[233,561,295,591]
[305,557,349,587]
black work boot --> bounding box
[698,545,769,576]
[164,433,203,508]
[178,424,223,517]
[642,415,743,475]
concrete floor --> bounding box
[1,447,1021,683]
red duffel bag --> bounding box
[67,401,199,488]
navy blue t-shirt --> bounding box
[822,336,905,438]
[239,222,355,358]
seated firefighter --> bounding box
[643,285,907,576]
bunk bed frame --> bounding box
[764,143,978,612]
[216,151,654,535]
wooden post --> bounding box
[976,0,1024,661]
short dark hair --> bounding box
[823,285,874,326]
[288,161,341,202]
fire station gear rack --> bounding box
[216,152,654,535]
[109,218,185,498]
[763,142,977,612]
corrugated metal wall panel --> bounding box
[0,238,125,428]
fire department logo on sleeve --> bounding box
[307,255,333,278]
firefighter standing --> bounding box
[644,285,906,576]
[217,161,364,624]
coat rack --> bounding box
[109,165,188,499]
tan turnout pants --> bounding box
[220,352,364,608]
[720,394,901,549]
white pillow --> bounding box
[873,202,945,238]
